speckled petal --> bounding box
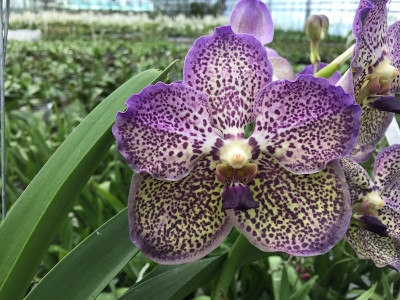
[298,63,342,85]
[128,156,232,265]
[112,82,223,181]
[226,157,352,255]
[340,156,374,203]
[382,181,400,207]
[184,26,273,137]
[388,21,400,93]
[346,223,400,271]
[352,0,389,93]
[229,0,273,45]
[252,75,361,174]
[374,145,400,191]
[379,196,400,238]
[350,104,394,163]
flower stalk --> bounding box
[314,44,355,79]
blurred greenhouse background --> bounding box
[7,0,400,35]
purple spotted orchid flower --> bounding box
[349,0,400,162]
[229,0,295,81]
[341,145,400,271]
[113,26,362,264]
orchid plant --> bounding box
[2,0,400,299]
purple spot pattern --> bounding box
[227,157,352,255]
[183,25,272,137]
[346,223,400,271]
[382,182,400,211]
[341,147,400,271]
[350,104,394,162]
[128,156,232,264]
[340,156,375,204]
[388,21,400,94]
[352,0,389,95]
[252,75,361,174]
[379,194,400,238]
[112,82,223,180]
[374,144,400,191]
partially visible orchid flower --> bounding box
[341,146,400,271]
[229,0,295,80]
[229,0,273,45]
[113,26,362,264]
[349,0,400,162]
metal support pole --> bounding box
[1,0,10,220]
[305,0,311,17]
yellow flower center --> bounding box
[220,140,252,169]
[372,58,399,82]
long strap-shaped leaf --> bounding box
[0,66,172,300]
[119,256,225,300]
[25,208,137,300]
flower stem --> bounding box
[212,234,251,300]
[314,44,355,79]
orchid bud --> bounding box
[305,14,329,41]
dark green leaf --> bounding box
[26,209,138,300]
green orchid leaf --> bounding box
[25,209,137,300]
[0,63,176,300]
[289,275,318,300]
[381,272,394,300]
[351,283,378,300]
[268,256,283,300]
[119,256,225,300]
[279,264,291,300]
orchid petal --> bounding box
[184,25,273,138]
[269,56,295,81]
[265,47,279,58]
[388,21,400,93]
[229,0,274,45]
[368,96,400,113]
[374,145,400,191]
[379,196,400,238]
[336,69,355,100]
[350,104,394,162]
[128,156,232,265]
[346,223,400,271]
[298,62,342,85]
[226,157,351,255]
[252,75,361,174]
[340,156,374,203]
[352,0,389,94]
[112,82,223,180]
[382,181,400,207]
